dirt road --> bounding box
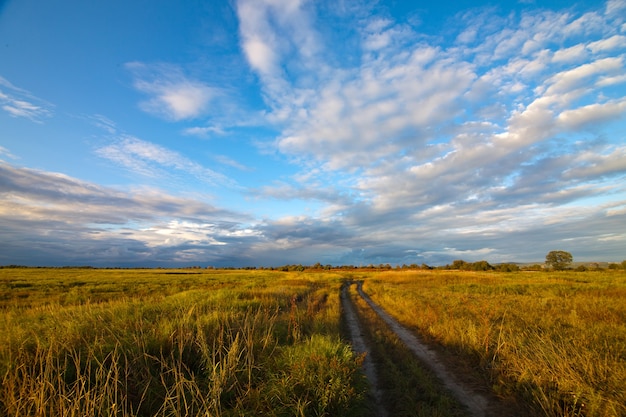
[342,281,491,417]
[340,282,389,417]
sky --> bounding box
[1,0,625,267]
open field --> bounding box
[1,268,625,416]
[0,268,369,416]
[360,270,626,416]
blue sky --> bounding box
[1,0,625,267]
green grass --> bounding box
[361,269,626,417]
[345,282,466,417]
[0,268,368,417]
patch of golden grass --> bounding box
[362,270,626,416]
[0,268,367,416]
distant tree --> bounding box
[496,263,520,272]
[451,259,467,270]
[545,250,573,271]
[622,260,626,270]
[471,260,493,271]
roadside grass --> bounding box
[361,270,626,417]
[0,268,368,417]
[346,282,466,417]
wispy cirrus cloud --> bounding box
[0,146,17,160]
[0,76,53,122]
[126,62,217,121]
[183,125,226,137]
[96,135,236,188]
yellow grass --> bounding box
[4,267,624,416]
[361,270,626,416]
[0,268,368,417]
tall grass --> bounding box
[0,269,367,416]
[361,270,626,416]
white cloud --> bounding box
[89,114,117,134]
[183,126,225,137]
[605,0,626,16]
[213,154,252,171]
[232,0,626,256]
[597,73,626,86]
[277,49,476,169]
[0,146,17,160]
[557,99,626,130]
[587,35,626,53]
[565,146,626,179]
[544,57,623,95]
[96,136,235,187]
[0,76,53,122]
[126,63,216,121]
[242,36,278,76]
[552,44,588,63]
[235,0,321,100]
[140,220,228,247]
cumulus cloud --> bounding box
[235,0,322,112]
[232,0,626,263]
[605,0,626,16]
[126,63,217,121]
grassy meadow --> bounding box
[1,267,625,416]
[360,269,626,416]
[0,268,369,417]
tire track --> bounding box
[342,280,491,417]
[341,282,389,417]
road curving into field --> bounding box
[342,280,490,417]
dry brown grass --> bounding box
[361,270,626,416]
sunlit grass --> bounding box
[361,270,626,416]
[0,268,368,417]
[345,282,466,417]
[4,267,624,416]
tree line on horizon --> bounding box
[2,251,625,272]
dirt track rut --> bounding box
[342,281,490,417]
[340,282,388,417]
